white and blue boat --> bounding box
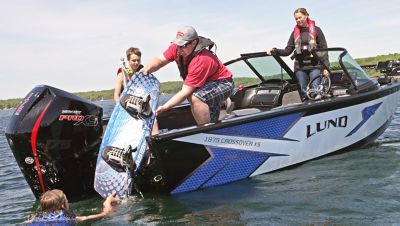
[5,47,400,199]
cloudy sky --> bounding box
[1,0,399,99]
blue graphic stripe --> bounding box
[346,103,382,137]
[202,147,278,188]
[211,112,302,139]
[172,147,284,194]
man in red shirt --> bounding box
[141,26,233,125]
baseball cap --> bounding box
[171,26,198,46]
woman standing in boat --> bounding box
[113,47,143,103]
[267,8,329,101]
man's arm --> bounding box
[140,54,170,75]
[156,84,195,114]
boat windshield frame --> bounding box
[225,48,378,92]
[312,47,378,91]
[224,52,296,86]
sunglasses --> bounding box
[180,40,193,48]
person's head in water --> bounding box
[39,189,69,213]
[293,7,310,27]
[26,189,119,224]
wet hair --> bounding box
[126,47,142,61]
[39,189,68,213]
[294,8,309,16]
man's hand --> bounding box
[139,66,149,75]
[156,105,168,115]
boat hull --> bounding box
[141,84,400,194]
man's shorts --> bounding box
[193,78,234,122]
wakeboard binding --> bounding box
[101,146,137,173]
[120,93,152,119]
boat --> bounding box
[5,47,400,199]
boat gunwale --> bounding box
[151,83,400,141]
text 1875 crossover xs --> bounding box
[6,48,400,199]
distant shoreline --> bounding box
[0,78,258,109]
[0,81,183,110]
[1,53,399,110]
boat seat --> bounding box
[239,84,283,109]
[219,97,262,120]
[219,97,235,120]
[281,90,301,105]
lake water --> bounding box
[1,99,400,225]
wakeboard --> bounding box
[94,72,160,198]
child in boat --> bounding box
[26,189,119,225]
[114,47,143,103]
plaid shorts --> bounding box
[193,78,234,122]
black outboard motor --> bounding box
[5,85,103,199]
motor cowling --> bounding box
[5,85,103,199]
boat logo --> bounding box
[15,93,34,116]
[59,111,99,126]
[25,157,34,165]
[306,115,348,138]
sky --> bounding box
[1,0,399,99]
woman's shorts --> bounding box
[193,78,234,122]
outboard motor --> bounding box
[5,85,103,199]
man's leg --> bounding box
[188,95,211,125]
[191,79,234,125]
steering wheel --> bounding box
[389,66,400,77]
[306,75,331,100]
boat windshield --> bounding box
[226,48,377,92]
[339,52,376,87]
[315,48,377,90]
[226,55,292,86]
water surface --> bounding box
[1,99,400,224]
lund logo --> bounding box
[306,116,348,138]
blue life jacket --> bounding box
[28,210,76,226]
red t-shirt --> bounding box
[163,44,232,87]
